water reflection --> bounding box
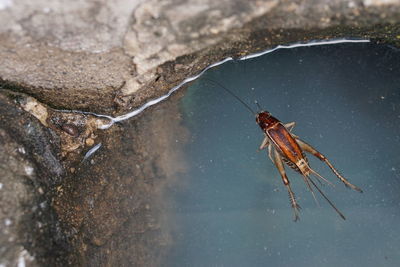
[166,43,400,267]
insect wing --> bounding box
[267,123,304,164]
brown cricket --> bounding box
[256,110,362,221]
[206,79,362,221]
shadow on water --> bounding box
[161,42,400,267]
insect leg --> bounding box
[273,149,301,221]
[267,143,274,163]
[284,122,296,132]
[295,138,363,193]
[259,135,269,150]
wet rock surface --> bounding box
[0,0,399,266]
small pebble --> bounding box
[62,123,79,137]
[86,138,95,146]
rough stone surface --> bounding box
[0,0,140,52]
[0,128,37,266]
[0,93,68,266]
[1,0,399,114]
[53,91,187,266]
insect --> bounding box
[205,78,362,221]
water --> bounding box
[165,42,400,267]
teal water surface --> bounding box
[166,42,400,267]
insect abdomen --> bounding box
[282,153,310,175]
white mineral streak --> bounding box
[65,39,371,131]
[239,39,370,60]
[97,39,370,129]
[83,143,102,161]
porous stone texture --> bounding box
[0,0,400,266]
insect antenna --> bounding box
[254,100,263,111]
[203,78,256,116]
[307,176,346,220]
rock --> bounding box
[0,93,68,265]
[0,0,399,113]
[0,128,37,266]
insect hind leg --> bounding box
[295,138,363,193]
[273,148,301,221]
[284,122,296,132]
